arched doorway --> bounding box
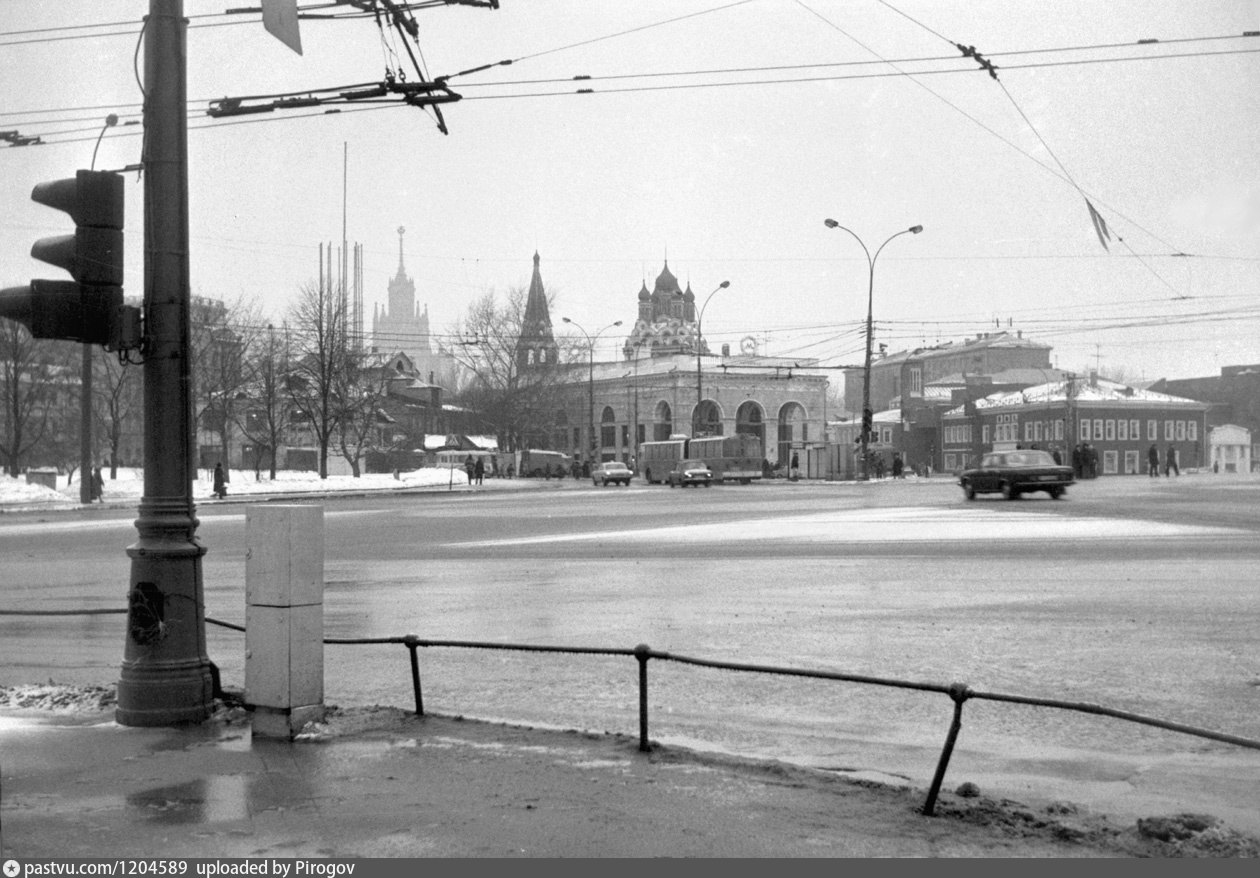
[777,402,807,467]
[693,400,723,437]
[652,401,673,441]
[736,401,765,450]
[600,406,617,461]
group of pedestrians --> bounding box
[463,454,486,485]
[1148,443,1179,477]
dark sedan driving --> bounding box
[959,449,1075,500]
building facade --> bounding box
[520,257,829,468]
[371,227,453,383]
[940,374,1209,475]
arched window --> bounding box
[777,402,807,467]
[600,406,617,452]
[736,401,765,448]
[693,399,723,437]
[653,400,673,441]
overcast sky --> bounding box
[2,1,1257,383]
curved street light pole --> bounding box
[695,280,731,436]
[824,220,923,481]
[562,317,622,464]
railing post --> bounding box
[923,682,970,816]
[634,643,651,752]
[405,635,424,716]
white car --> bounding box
[592,460,633,486]
[667,459,712,488]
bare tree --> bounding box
[235,323,290,480]
[0,324,78,477]
[286,280,352,478]
[333,349,397,477]
[190,295,269,476]
[92,348,142,478]
[450,287,579,452]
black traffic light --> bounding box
[0,169,139,349]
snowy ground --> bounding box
[0,464,536,512]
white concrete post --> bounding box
[245,504,324,738]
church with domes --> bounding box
[516,253,829,471]
[620,260,706,360]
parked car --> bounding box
[959,450,1075,500]
[592,460,633,487]
[667,459,713,488]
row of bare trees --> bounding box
[0,320,143,481]
[2,276,584,481]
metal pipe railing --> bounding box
[6,608,1257,817]
[295,628,1260,816]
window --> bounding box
[1118,419,1128,441]
[1176,420,1186,440]
[1130,419,1140,440]
[1094,419,1103,441]
[1124,450,1139,474]
[1105,419,1115,441]
[982,425,990,444]
[1055,420,1064,441]
[1080,418,1091,441]
[945,453,957,471]
[1025,421,1034,442]
[1103,450,1118,474]
[909,367,923,395]
[1033,421,1043,442]
[1148,419,1157,441]
[1188,420,1197,441]
[1165,420,1174,440]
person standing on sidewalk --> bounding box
[1165,444,1180,477]
[1148,443,1160,477]
[213,462,228,499]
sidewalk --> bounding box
[3,693,1257,858]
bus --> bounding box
[638,438,687,484]
[516,449,571,479]
[687,434,763,484]
[639,434,763,485]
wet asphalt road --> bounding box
[2,473,1259,830]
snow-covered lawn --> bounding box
[0,464,534,512]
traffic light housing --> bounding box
[0,169,139,349]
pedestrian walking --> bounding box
[213,462,228,499]
[474,456,485,485]
[1148,443,1160,478]
[463,454,475,484]
[90,465,104,503]
[789,451,800,481]
[1165,444,1179,477]
[892,453,904,479]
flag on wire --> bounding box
[1085,198,1111,251]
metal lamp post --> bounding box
[823,219,922,481]
[694,280,730,437]
[562,317,622,464]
